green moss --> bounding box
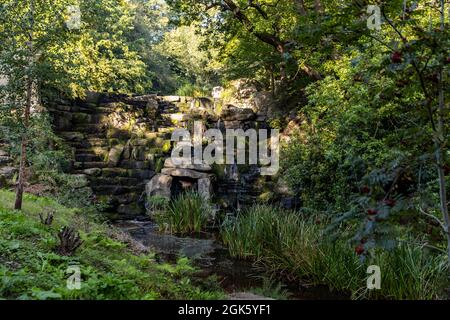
[258,192,274,204]
[162,141,172,154]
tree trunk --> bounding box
[14,75,32,210]
[14,0,34,211]
[437,0,450,277]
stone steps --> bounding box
[75,154,104,163]
[76,168,154,180]
[69,139,110,149]
[118,160,153,170]
[59,132,85,142]
[75,148,108,156]
[69,124,107,135]
[91,185,144,196]
[98,168,154,179]
[50,95,202,218]
[74,162,110,170]
[90,177,143,187]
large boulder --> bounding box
[108,144,125,167]
[145,174,173,199]
[220,105,255,121]
[0,166,17,179]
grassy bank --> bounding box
[221,205,448,300]
[0,189,224,300]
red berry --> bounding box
[391,51,402,63]
[355,245,365,256]
[361,186,371,194]
[445,57,450,65]
[367,209,378,216]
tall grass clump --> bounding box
[155,191,212,235]
[221,204,448,300]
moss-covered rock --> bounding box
[108,144,125,167]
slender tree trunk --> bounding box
[270,65,275,96]
[15,0,34,210]
[437,0,450,277]
[14,78,31,210]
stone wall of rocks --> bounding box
[49,92,271,219]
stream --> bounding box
[114,219,348,300]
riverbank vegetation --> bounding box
[0,190,223,300]
[221,205,447,300]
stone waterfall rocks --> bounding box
[146,158,214,204]
[145,174,173,199]
[49,91,272,218]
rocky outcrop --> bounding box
[145,174,173,199]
